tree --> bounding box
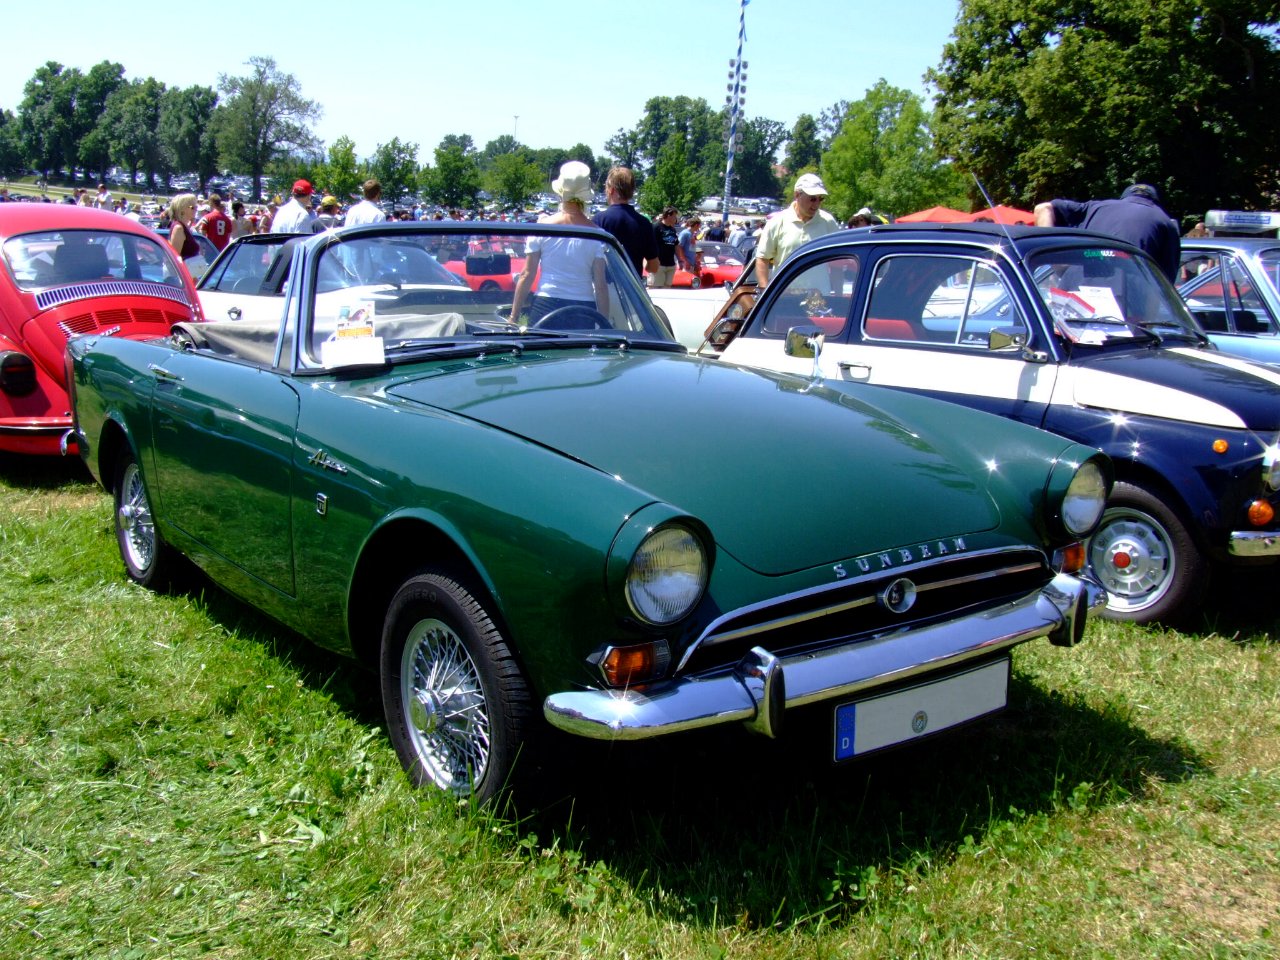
[0,110,22,179]
[323,135,363,204]
[485,152,545,211]
[821,81,966,221]
[213,56,321,202]
[18,62,76,180]
[158,85,218,190]
[733,117,787,199]
[929,0,1280,216]
[104,78,168,190]
[784,114,822,177]
[74,62,126,182]
[369,137,419,207]
[420,140,481,209]
[636,136,704,217]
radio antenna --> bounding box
[972,173,1026,263]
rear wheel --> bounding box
[380,571,533,802]
[1086,481,1206,625]
[114,450,176,590]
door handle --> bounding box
[837,360,871,381]
[148,363,183,382]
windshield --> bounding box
[2,228,187,291]
[301,227,677,367]
[1026,246,1203,345]
[1259,250,1280,298]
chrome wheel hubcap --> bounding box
[1089,512,1172,613]
[118,463,155,573]
[400,618,490,794]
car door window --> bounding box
[759,255,859,337]
[863,255,1025,347]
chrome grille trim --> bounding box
[678,547,1047,673]
[36,281,192,312]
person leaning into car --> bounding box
[1034,183,1180,282]
[754,173,840,287]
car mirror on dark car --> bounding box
[988,327,1028,351]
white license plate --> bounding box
[833,658,1009,761]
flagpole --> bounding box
[721,0,749,229]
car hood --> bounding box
[1065,345,1280,430]
[384,350,1004,575]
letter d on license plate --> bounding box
[834,658,1009,761]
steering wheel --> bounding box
[531,304,610,330]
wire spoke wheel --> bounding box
[117,460,156,574]
[382,571,533,803]
[401,618,492,792]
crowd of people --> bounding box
[1,167,1195,291]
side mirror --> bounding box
[785,324,826,359]
[988,327,1028,351]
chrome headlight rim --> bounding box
[624,522,709,627]
[1263,442,1279,493]
[1060,458,1109,538]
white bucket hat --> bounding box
[552,161,594,204]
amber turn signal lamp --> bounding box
[1056,541,1086,574]
[1248,499,1275,527]
[1212,439,1229,454]
[599,642,669,687]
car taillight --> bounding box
[0,351,38,396]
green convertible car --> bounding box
[66,221,1112,801]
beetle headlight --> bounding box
[1061,460,1108,536]
[625,525,708,625]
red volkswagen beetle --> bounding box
[0,204,203,455]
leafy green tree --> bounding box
[213,56,321,202]
[479,135,519,171]
[420,141,481,209]
[323,135,363,204]
[821,80,966,221]
[158,85,218,190]
[929,0,1280,214]
[18,62,76,180]
[784,114,822,177]
[74,62,126,182]
[103,78,167,190]
[0,110,23,178]
[603,128,643,170]
[438,133,474,155]
[734,117,786,198]
[636,136,704,217]
[369,137,419,207]
[485,152,545,211]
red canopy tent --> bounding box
[967,204,1034,225]
[895,205,970,223]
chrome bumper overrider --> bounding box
[1229,530,1280,558]
[544,573,1103,741]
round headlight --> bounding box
[1061,460,1108,536]
[625,525,708,625]
[1263,444,1279,493]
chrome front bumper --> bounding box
[1229,530,1280,558]
[544,573,1103,741]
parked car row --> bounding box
[5,203,1277,803]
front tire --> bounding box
[380,571,533,802]
[1086,481,1206,625]
[114,450,176,590]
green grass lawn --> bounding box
[1,454,1276,959]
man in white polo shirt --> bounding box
[754,172,840,287]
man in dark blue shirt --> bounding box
[1034,184,1179,281]
[593,167,659,278]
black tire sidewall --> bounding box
[380,572,530,802]
[113,451,165,589]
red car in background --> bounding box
[0,204,203,455]
[441,237,529,292]
[655,240,746,289]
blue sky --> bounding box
[1,0,962,162]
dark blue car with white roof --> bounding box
[708,222,1280,625]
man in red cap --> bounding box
[271,179,316,233]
